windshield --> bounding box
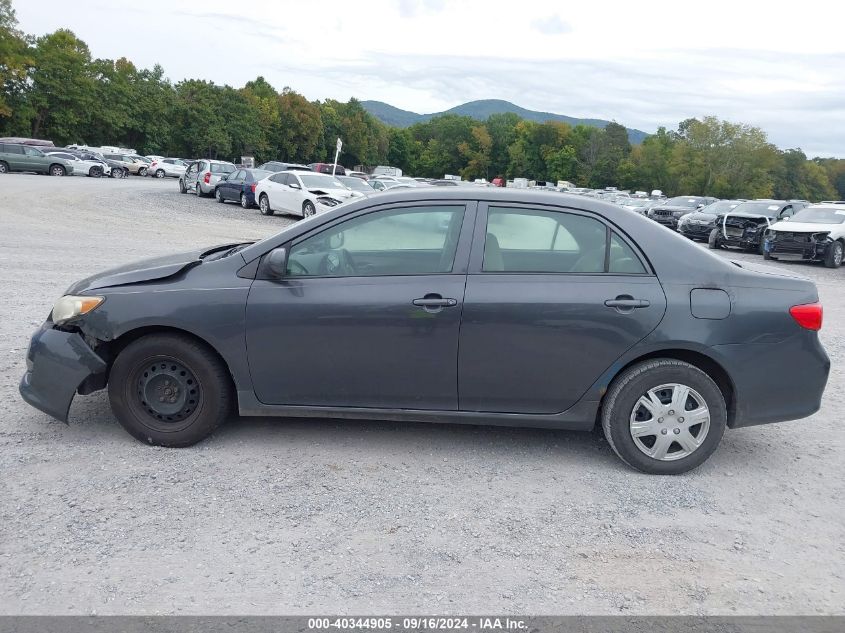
[789,207,845,225]
[249,169,273,180]
[732,201,784,217]
[210,163,235,174]
[665,196,705,208]
[338,176,373,191]
[700,200,741,214]
[299,174,346,189]
[624,199,649,206]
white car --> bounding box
[765,203,845,268]
[255,171,363,217]
[44,151,110,177]
[148,158,187,178]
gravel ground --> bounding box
[0,175,843,615]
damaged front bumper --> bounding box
[765,234,834,261]
[19,324,108,422]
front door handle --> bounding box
[605,296,650,310]
[412,297,458,308]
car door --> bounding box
[458,203,667,414]
[225,170,244,200]
[245,202,475,409]
[23,146,49,172]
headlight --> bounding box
[51,295,104,324]
[811,232,831,241]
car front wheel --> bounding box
[259,194,273,215]
[108,334,233,447]
[708,229,722,250]
[302,200,316,217]
[601,359,727,474]
[139,167,147,177]
[215,188,224,203]
[49,164,66,177]
[824,240,844,268]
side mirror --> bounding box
[267,247,287,277]
[782,216,791,222]
[290,182,301,189]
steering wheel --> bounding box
[287,260,309,276]
[318,249,356,276]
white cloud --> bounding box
[531,15,572,36]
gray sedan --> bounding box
[19,190,830,474]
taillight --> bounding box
[790,302,823,331]
[250,182,257,193]
[203,172,211,184]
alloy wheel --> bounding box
[629,383,711,461]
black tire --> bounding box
[196,183,203,197]
[763,250,774,261]
[259,194,273,215]
[707,228,721,250]
[155,169,165,178]
[215,188,225,203]
[179,178,187,194]
[302,200,316,217]
[139,167,148,177]
[108,334,233,447]
[49,164,66,177]
[0,161,8,174]
[240,193,250,209]
[824,240,844,268]
[111,168,124,179]
[601,359,727,475]
[89,166,102,178]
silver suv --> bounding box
[180,159,236,197]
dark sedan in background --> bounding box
[214,168,274,208]
[648,196,718,229]
[19,190,829,475]
[677,200,743,241]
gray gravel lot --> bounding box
[0,175,843,615]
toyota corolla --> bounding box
[20,190,830,474]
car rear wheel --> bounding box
[240,193,250,209]
[259,194,273,215]
[111,168,124,179]
[49,164,66,177]
[708,229,722,250]
[215,188,224,203]
[108,334,233,447]
[302,201,316,217]
[0,161,8,174]
[601,359,727,474]
[155,169,165,178]
[179,179,187,194]
[824,240,844,268]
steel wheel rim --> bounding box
[0,163,7,173]
[133,357,202,430]
[156,170,163,178]
[629,383,710,461]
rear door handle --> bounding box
[604,297,650,309]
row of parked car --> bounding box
[175,158,455,218]
[610,193,845,269]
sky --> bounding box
[14,0,845,157]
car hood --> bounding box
[769,221,842,233]
[651,205,699,213]
[308,187,356,199]
[682,212,717,222]
[720,211,775,221]
[66,244,241,293]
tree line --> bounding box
[1,0,843,200]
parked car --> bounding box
[647,196,718,229]
[254,171,362,217]
[19,189,830,474]
[708,200,809,254]
[763,203,845,267]
[677,200,743,241]
[618,198,654,214]
[213,168,274,208]
[102,153,146,176]
[257,161,311,173]
[337,175,377,197]
[346,171,370,180]
[179,159,236,197]
[308,162,346,176]
[0,142,74,176]
[65,149,127,179]
[44,151,110,177]
[148,158,187,179]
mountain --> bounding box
[361,99,648,144]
